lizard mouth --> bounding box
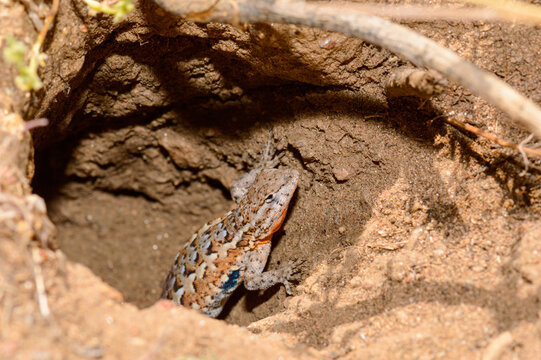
[256,196,293,244]
[268,174,298,235]
[269,197,292,235]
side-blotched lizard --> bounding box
[161,134,300,317]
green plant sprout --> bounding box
[3,35,45,91]
[83,0,135,22]
[3,0,58,91]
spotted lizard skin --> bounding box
[161,142,299,318]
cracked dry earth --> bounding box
[1,0,541,359]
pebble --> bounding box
[332,166,350,181]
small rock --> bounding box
[410,199,426,213]
[387,258,409,282]
[471,265,486,272]
[289,138,317,163]
[157,130,202,168]
[299,148,317,163]
[386,252,420,282]
[349,276,363,287]
[332,166,350,181]
[395,309,410,326]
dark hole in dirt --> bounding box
[31,89,454,326]
[30,66,489,325]
[29,22,405,323]
[32,128,236,309]
[31,79,399,325]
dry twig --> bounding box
[482,331,514,360]
[1,114,56,326]
[31,246,51,319]
[35,0,60,51]
[460,0,541,24]
[385,68,444,99]
[152,0,541,140]
[442,116,541,160]
[298,2,541,24]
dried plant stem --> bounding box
[33,0,59,53]
[459,0,541,24]
[385,68,443,99]
[153,0,541,140]
[443,116,541,159]
[31,246,51,319]
[23,118,49,132]
[305,3,541,24]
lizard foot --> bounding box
[281,259,305,295]
[244,259,304,295]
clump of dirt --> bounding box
[1,0,541,359]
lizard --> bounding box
[161,132,300,318]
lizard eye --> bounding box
[264,194,275,203]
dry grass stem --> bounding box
[34,0,60,53]
[31,246,51,319]
[443,116,541,160]
[313,2,541,24]
[459,0,541,24]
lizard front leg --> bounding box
[243,241,302,295]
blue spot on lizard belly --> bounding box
[222,269,241,291]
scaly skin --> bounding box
[161,167,299,317]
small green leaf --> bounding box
[83,0,134,22]
[3,35,28,65]
[3,34,44,91]
[112,0,135,22]
[15,65,43,91]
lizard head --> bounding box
[235,168,299,240]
